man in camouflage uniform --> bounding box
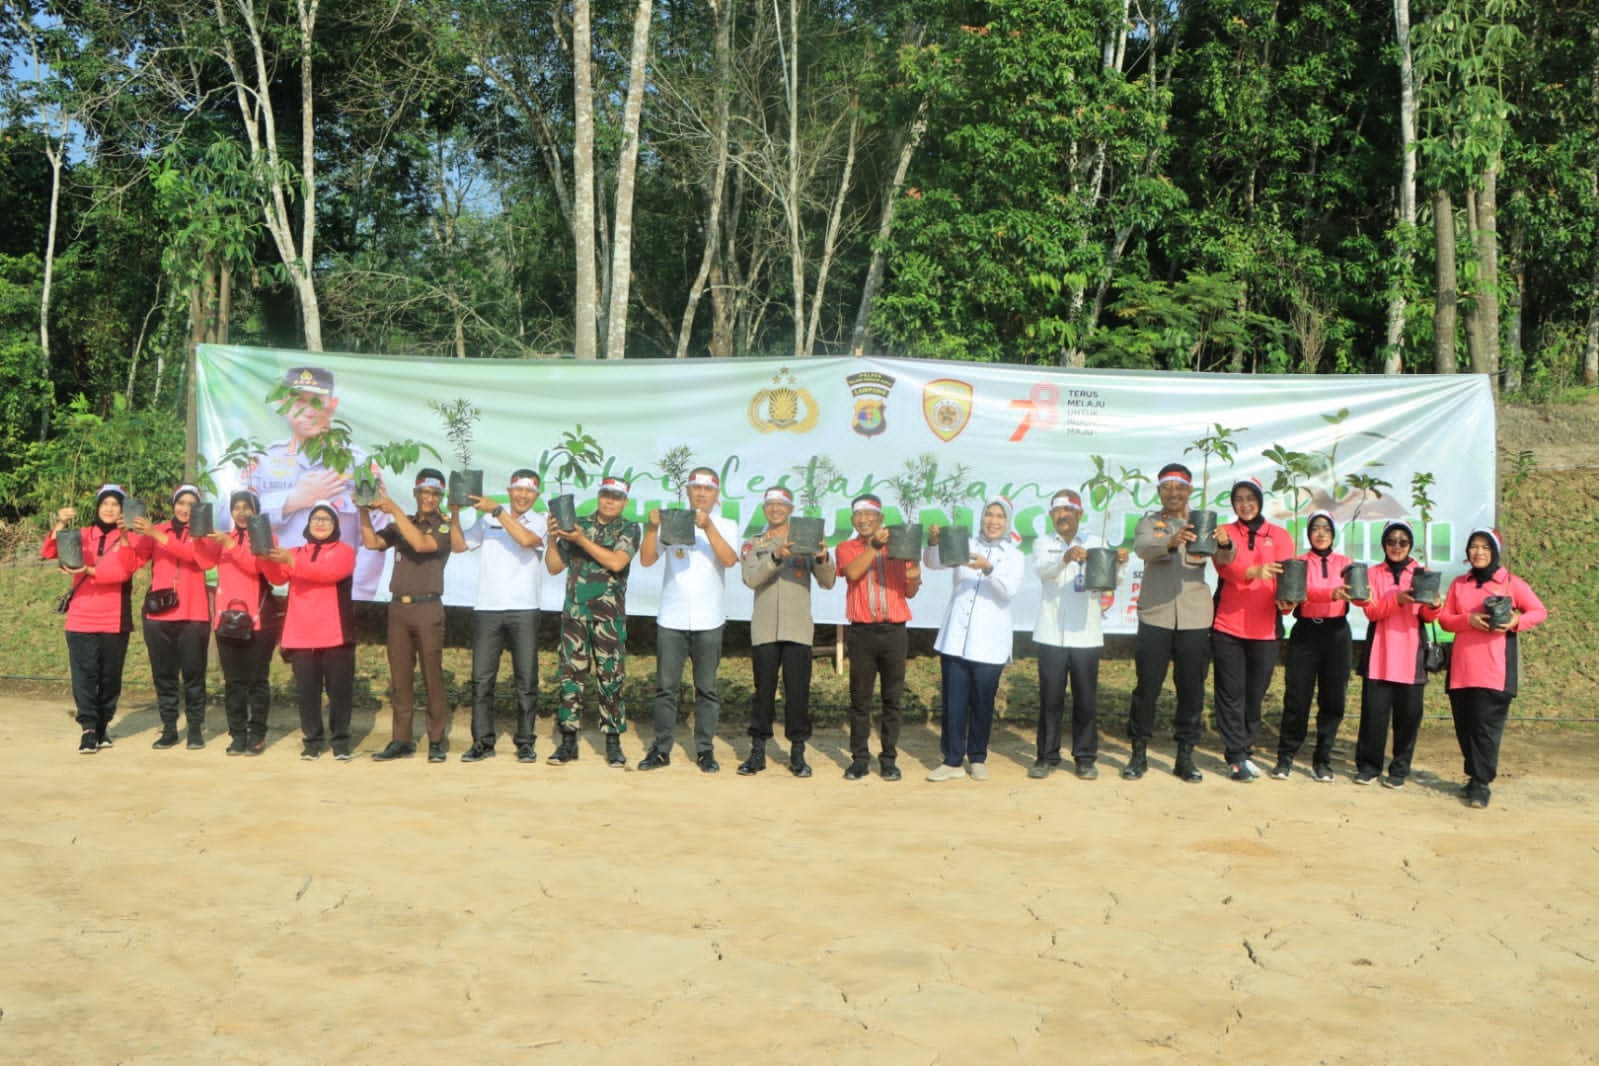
[545,475,641,767]
[247,366,387,600]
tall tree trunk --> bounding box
[1384,0,1418,374]
[1433,187,1458,373]
[784,0,804,356]
[571,0,599,359]
[803,101,859,356]
[603,0,654,360]
[215,0,324,351]
[849,96,927,356]
[1502,198,1523,392]
[39,144,63,437]
[1472,167,1501,384]
[675,0,734,359]
[1462,186,1484,373]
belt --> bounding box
[394,593,441,605]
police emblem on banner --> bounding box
[922,378,973,442]
[748,367,819,433]
[846,371,895,437]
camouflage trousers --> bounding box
[557,599,628,734]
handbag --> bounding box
[1422,621,1450,674]
[216,598,255,641]
[143,588,180,616]
[56,575,86,614]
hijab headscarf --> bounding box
[1305,509,1336,577]
[303,500,341,554]
[1382,520,1415,583]
[1466,528,1502,587]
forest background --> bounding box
[2,0,1598,523]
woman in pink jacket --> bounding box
[198,491,289,756]
[1354,520,1442,788]
[130,485,214,750]
[43,484,143,754]
[268,501,358,760]
[1272,511,1359,782]
[1438,529,1546,809]
[1211,477,1294,781]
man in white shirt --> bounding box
[637,467,738,773]
[1030,489,1128,780]
[452,470,545,763]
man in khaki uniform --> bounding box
[1124,462,1235,783]
[737,486,836,777]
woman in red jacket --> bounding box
[1271,511,1359,782]
[1354,520,1443,788]
[130,485,214,749]
[1211,477,1294,781]
[198,491,289,756]
[43,484,142,753]
[268,501,357,760]
[1438,529,1546,809]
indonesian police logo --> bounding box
[748,367,819,433]
[922,378,973,442]
[846,371,895,438]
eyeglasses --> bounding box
[1382,537,1411,547]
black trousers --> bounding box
[144,617,211,728]
[471,609,540,746]
[1277,617,1350,764]
[749,641,812,744]
[1449,686,1513,786]
[846,622,907,761]
[1127,623,1209,745]
[1355,678,1425,778]
[1211,630,1278,764]
[216,616,281,742]
[66,630,130,734]
[1035,644,1101,764]
[292,644,356,746]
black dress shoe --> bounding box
[736,745,766,775]
[372,741,417,761]
[638,749,671,771]
[697,751,720,774]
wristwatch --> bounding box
[492,505,504,518]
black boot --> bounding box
[604,733,626,768]
[737,739,767,776]
[548,731,579,765]
[186,723,206,750]
[1174,742,1203,783]
[789,741,812,778]
[152,724,181,750]
[1121,740,1147,780]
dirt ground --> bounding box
[3,696,1597,1064]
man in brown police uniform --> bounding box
[361,468,455,762]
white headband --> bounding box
[688,472,719,489]
[508,476,539,490]
[1049,494,1082,512]
[851,498,882,513]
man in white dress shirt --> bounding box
[453,469,546,763]
[637,467,739,773]
[1030,488,1128,780]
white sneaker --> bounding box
[968,761,991,781]
[927,763,965,782]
